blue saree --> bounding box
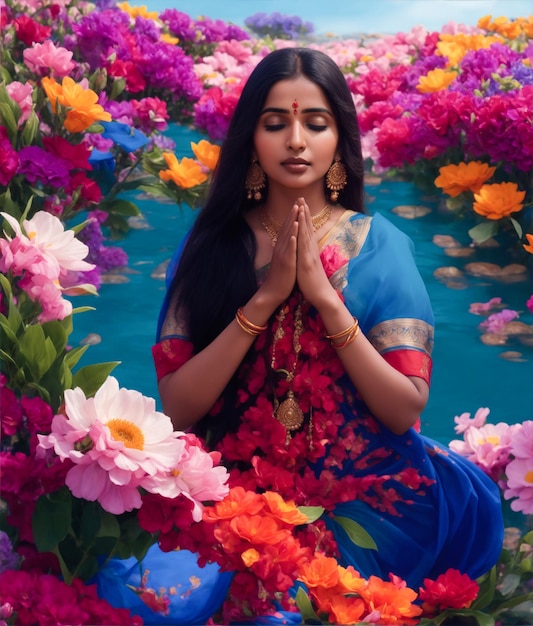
[99,211,503,623]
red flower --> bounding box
[419,568,479,615]
[13,15,52,46]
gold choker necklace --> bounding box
[260,204,331,246]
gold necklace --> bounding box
[271,301,305,443]
[260,204,332,246]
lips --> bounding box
[281,158,309,165]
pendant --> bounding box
[275,391,304,431]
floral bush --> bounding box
[0,0,532,624]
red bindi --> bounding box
[292,99,298,115]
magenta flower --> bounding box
[0,127,20,186]
[479,309,519,333]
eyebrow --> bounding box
[260,106,332,115]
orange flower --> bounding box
[43,76,111,132]
[327,594,366,625]
[434,161,496,197]
[229,514,289,545]
[41,76,63,112]
[159,153,208,189]
[297,552,339,589]
[417,68,457,93]
[337,564,367,594]
[203,486,264,521]
[262,492,309,527]
[473,182,525,220]
[523,233,533,254]
[362,576,422,623]
[241,548,260,567]
[191,139,221,171]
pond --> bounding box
[70,124,533,446]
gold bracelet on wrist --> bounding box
[325,318,360,348]
[235,307,267,336]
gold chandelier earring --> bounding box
[326,157,347,202]
[245,159,266,201]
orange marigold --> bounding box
[523,233,533,254]
[59,76,111,133]
[159,153,209,189]
[434,161,496,197]
[473,182,526,220]
[326,594,366,625]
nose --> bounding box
[287,121,306,152]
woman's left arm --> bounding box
[296,202,430,435]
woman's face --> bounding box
[253,76,339,193]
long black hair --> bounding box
[168,47,366,352]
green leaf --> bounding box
[472,565,496,610]
[333,515,377,550]
[294,586,320,623]
[72,361,120,397]
[105,198,142,217]
[297,505,325,523]
[64,344,90,369]
[468,221,498,243]
[20,111,40,147]
[18,326,57,380]
[42,319,69,355]
[0,101,18,142]
[510,218,523,238]
[33,488,72,553]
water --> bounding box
[70,124,533,446]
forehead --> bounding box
[262,77,330,109]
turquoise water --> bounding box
[69,124,533,446]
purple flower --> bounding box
[18,146,70,188]
[0,531,20,574]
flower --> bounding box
[42,76,112,133]
[417,67,458,92]
[472,182,526,219]
[434,161,496,197]
[524,233,533,253]
[503,421,533,514]
[191,138,221,170]
[37,376,185,514]
[159,153,208,188]
[418,568,479,615]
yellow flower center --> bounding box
[478,436,500,446]
[525,470,533,484]
[107,418,144,449]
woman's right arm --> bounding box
[158,291,277,431]
[159,206,300,431]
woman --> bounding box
[152,47,503,617]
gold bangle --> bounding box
[235,307,267,336]
[331,324,360,349]
[325,318,359,341]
